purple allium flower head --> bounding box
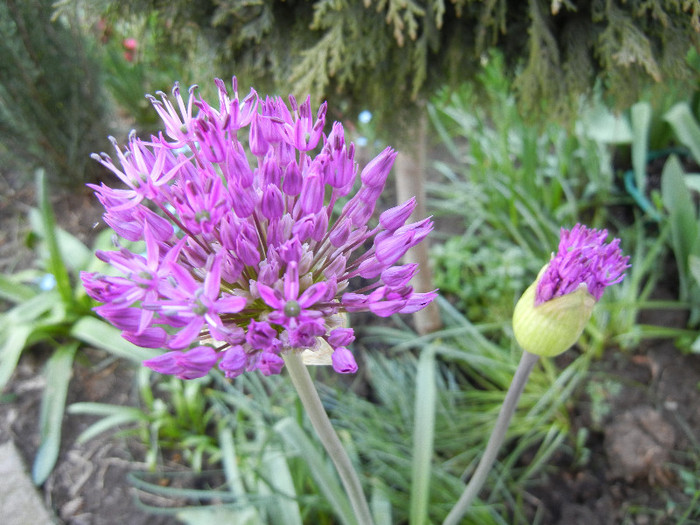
[82,78,436,379]
[535,224,630,305]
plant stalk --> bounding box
[443,350,540,525]
[284,352,374,525]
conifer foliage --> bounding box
[0,0,109,185]
[100,0,699,123]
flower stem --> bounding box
[284,352,374,525]
[443,350,540,525]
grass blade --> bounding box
[371,484,393,525]
[410,347,437,525]
[35,169,73,306]
[274,417,356,525]
[262,449,303,525]
[631,101,651,193]
[68,403,148,443]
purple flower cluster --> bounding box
[536,224,630,305]
[81,78,436,379]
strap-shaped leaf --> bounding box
[32,341,78,484]
[410,347,436,525]
[0,324,33,391]
[70,316,159,362]
[35,170,73,306]
[274,417,356,525]
[0,274,36,303]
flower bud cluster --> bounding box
[82,78,436,379]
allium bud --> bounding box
[512,271,596,357]
[512,224,629,357]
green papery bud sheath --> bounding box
[512,272,595,357]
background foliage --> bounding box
[0,0,109,185]
[71,0,700,131]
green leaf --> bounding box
[35,170,73,306]
[0,324,33,391]
[664,102,700,165]
[261,449,303,525]
[691,335,700,354]
[0,274,36,303]
[410,347,436,525]
[371,484,393,525]
[274,417,356,525]
[176,506,260,525]
[68,403,148,443]
[3,290,59,325]
[630,101,651,193]
[661,155,699,296]
[690,255,700,286]
[581,104,632,144]
[685,174,700,194]
[70,317,160,362]
[32,341,78,485]
[217,425,260,518]
[28,208,93,276]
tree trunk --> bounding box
[394,112,442,334]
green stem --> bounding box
[443,350,540,525]
[283,352,374,525]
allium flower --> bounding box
[82,78,436,378]
[512,224,630,357]
[535,224,629,305]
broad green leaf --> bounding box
[70,316,159,361]
[630,101,651,193]
[661,155,699,296]
[664,102,700,164]
[32,342,78,484]
[410,347,436,525]
[0,274,36,303]
[0,324,33,391]
[275,417,356,525]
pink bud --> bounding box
[381,263,419,288]
[299,172,324,214]
[380,197,416,231]
[261,184,284,219]
[331,347,358,374]
[360,147,396,188]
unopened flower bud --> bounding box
[512,224,629,357]
[512,267,596,357]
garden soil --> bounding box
[1,171,700,524]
